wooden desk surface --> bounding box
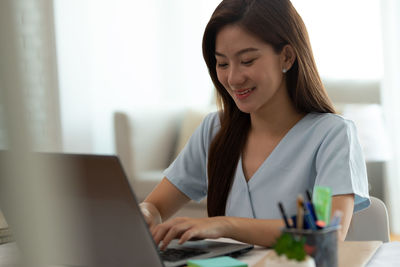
[242,241,382,267]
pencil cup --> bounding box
[282,226,339,267]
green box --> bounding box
[187,256,248,267]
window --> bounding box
[291,0,383,80]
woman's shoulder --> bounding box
[296,112,358,143]
[203,110,220,123]
[305,112,355,130]
[193,111,221,141]
[201,111,221,130]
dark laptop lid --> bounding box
[0,152,165,267]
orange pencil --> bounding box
[297,195,304,230]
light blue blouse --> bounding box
[163,112,370,219]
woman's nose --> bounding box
[227,66,246,88]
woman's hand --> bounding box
[139,202,162,231]
[151,216,232,250]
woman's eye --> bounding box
[217,63,228,68]
[242,59,255,65]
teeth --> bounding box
[237,88,253,95]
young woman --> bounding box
[140,0,369,249]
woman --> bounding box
[140,0,369,249]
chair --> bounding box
[346,196,390,242]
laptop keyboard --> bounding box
[159,247,208,262]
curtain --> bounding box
[0,0,62,152]
[381,0,400,234]
[54,0,219,154]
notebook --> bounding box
[0,153,253,267]
[337,241,382,267]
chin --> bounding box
[235,104,254,114]
[232,98,262,114]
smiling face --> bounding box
[215,24,293,115]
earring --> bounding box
[282,68,287,73]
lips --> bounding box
[233,87,255,99]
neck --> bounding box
[250,92,304,137]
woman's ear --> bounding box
[280,44,296,72]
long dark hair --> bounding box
[203,0,335,217]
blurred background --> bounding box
[0,1,399,258]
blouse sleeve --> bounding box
[163,112,219,202]
[315,118,370,212]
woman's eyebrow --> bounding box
[215,47,259,57]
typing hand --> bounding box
[151,216,231,250]
[139,202,162,231]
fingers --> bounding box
[179,228,197,244]
[160,221,192,250]
[179,216,226,244]
[152,217,191,249]
[151,217,228,250]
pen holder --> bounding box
[282,226,339,267]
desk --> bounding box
[0,241,399,266]
[222,239,400,267]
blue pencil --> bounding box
[306,189,318,221]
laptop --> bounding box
[0,153,253,267]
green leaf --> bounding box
[272,233,307,261]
